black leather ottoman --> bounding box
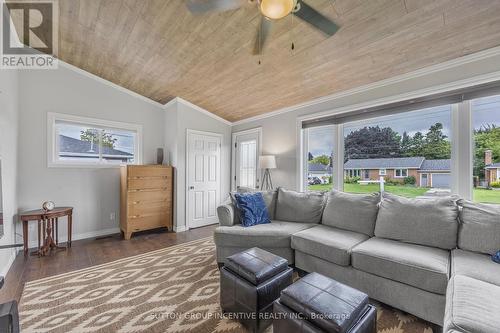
[220,247,293,333]
[273,273,377,333]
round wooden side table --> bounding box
[19,207,73,256]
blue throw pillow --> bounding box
[234,192,271,227]
[493,250,500,264]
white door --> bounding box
[233,129,261,190]
[187,131,221,229]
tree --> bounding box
[344,126,401,160]
[420,123,451,159]
[80,129,117,148]
[401,131,411,153]
[406,131,424,156]
[310,154,330,165]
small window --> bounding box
[395,169,408,178]
[379,168,386,176]
[48,113,142,167]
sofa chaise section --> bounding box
[444,275,500,333]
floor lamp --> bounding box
[260,155,277,190]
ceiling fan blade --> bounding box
[252,17,272,55]
[293,1,339,36]
[186,0,246,14]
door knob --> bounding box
[189,186,194,190]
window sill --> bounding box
[47,162,136,169]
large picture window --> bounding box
[48,113,142,167]
[472,95,500,204]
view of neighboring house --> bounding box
[59,135,133,162]
[307,163,333,182]
[484,149,500,185]
[344,156,451,188]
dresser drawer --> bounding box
[127,214,171,231]
[128,177,171,190]
[128,201,170,216]
[128,189,171,203]
[128,166,171,178]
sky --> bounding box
[308,94,500,158]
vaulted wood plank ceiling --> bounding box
[47,1,500,121]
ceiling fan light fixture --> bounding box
[259,0,295,20]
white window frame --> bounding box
[394,169,408,178]
[379,168,387,176]
[47,112,143,168]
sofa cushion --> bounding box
[374,193,459,249]
[214,220,316,248]
[233,192,271,227]
[231,188,278,219]
[352,237,450,294]
[457,200,500,255]
[322,190,380,236]
[444,275,500,333]
[291,225,369,266]
[275,188,325,223]
[451,249,500,286]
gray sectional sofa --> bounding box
[214,188,500,331]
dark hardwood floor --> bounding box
[0,225,216,304]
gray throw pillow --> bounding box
[374,192,459,249]
[275,188,325,223]
[322,190,380,236]
[457,200,500,255]
[230,187,277,219]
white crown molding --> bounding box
[232,46,500,126]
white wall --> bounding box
[232,49,500,190]
[163,99,232,231]
[0,68,19,277]
[17,65,165,245]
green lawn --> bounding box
[308,183,500,203]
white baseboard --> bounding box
[27,227,121,249]
[174,225,188,232]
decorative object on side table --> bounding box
[19,207,73,256]
[156,148,164,164]
[493,250,500,264]
[259,155,276,190]
[220,247,293,333]
[42,201,55,212]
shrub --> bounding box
[384,177,399,186]
[404,176,416,185]
[491,181,500,188]
[344,176,360,184]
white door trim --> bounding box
[186,129,223,229]
[231,127,262,191]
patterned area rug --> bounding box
[19,237,433,333]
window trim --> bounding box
[47,112,143,168]
[379,168,387,176]
[394,168,408,178]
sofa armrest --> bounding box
[217,203,240,226]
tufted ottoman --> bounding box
[273,272,377,333]
[220,247,293,333]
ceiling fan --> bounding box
[186,0,339,55]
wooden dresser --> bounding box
[120,165,173,240]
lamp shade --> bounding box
[259,155,277,169]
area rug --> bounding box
[19,237,433,333]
